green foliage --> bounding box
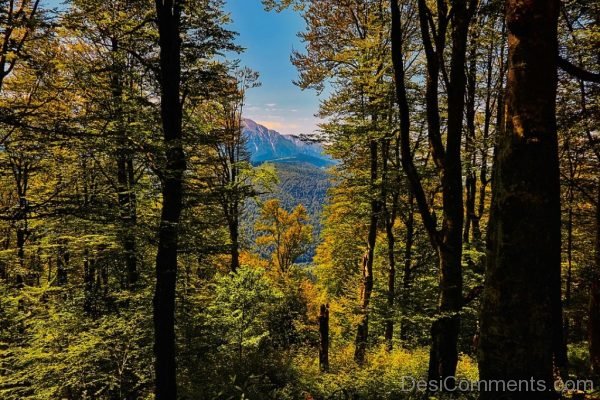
[276,346,478,400]
[178,265,313,399]
[0,0,596,398]
[255,199,313,273]
[210,267,283,358]
[0,283,154,399]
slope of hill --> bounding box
[271,162,331,262]
[243,118,335,168]
[241,119,334,262]
[243,162,331,263]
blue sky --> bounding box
[224,0,322,135]
[43,0,323,135]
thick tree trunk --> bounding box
[319,304,330,372]
[153,1,185,399]
[354,138,379,365]
[429,242,462,383]
[478,1,561,398]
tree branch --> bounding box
[557,56,600,83]
[391,0,440,248]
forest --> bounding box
[0,0,598,399]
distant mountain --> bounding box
[242,118,335,168]
[241,119,334,262]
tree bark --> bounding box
[16,222,26,282]
[354,138,379,364]
[382,136,397,350]
[153,1,186,398]
[230,219,240,273]
[478,1,562,398]
[590,180,600,374]
[400,191,414,343]
[83,249,96,316]
[473,27,504,248]
[390,0,473,382]
[111,37,138,289]
[384,219,396,351]
[464,34,478,244]
[424,0,471,384]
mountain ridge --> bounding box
[242,118,334,168]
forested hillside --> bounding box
[244,161,331,262]
[0,0,598,399]
[241,119,332,261]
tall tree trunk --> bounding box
[153,1,186,398]
[111,37,138,289]
[464,35,478,245]
[384,218,396,350]
[229,133,241,273]
[354,137,379,364]
[564,150,575,347]
[117,155,138,288]
[16,222,26,282]
[590,180,600,374]
[473,27,503,248]
[14,166,29,286]
[400,191,414,343]
[427,0,470,383]
[390,0,473,381]
[382,136,397,350]
[83,249,95,316]
[478,1,561,398]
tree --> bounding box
[63,0,157,289]
[207,68,259,273]
[255,199,312,274]
[289,0,395,365]
[391,0,476,382]
[0,0,43,93]
[555,0,600,374]
[209,266,282,364]
[478,1,562,397]
[152,0,186,397]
